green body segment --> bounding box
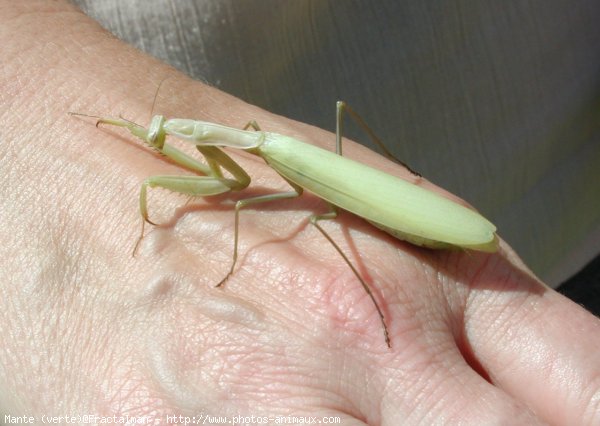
[257,134,498,252]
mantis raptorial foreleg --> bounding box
[135,140,252,254]
[69,112,252,253]
[133,174,243,254]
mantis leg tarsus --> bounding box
[132,219,146,257]
[336,101,421,178]
[310,207,391,348]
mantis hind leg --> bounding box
[336,101,421,177]
[310,206,391,348]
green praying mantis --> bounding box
[70,101,498,348]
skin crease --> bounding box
[1,1,599,424]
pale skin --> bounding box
[1,1,599,424]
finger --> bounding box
[465,269,600,425]
[380,354,546,424]
[339,309,548,424]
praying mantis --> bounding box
[70,101,498,348]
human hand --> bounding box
[1,2,598,424]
